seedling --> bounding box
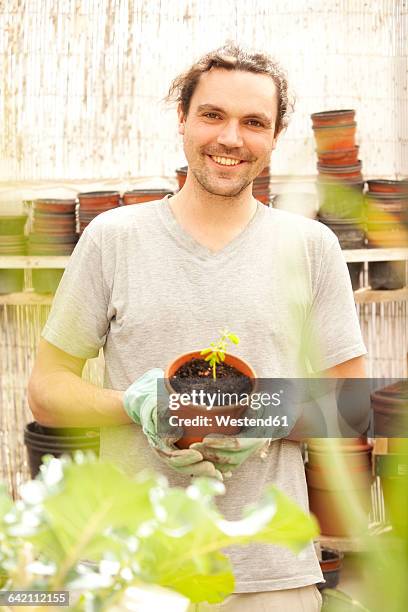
[200,329,240,379]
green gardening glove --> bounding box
[190,436,271,479]
[123,369,223,480]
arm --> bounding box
[286,355,367,441]
[28,338,131,428]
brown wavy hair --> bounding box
[166,43,295,136]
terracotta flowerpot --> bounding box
[317,548,343,591]
[311,109,355,128]
[317,161,362,181]
[306,456,373,536]
[371,380,408,437]
[317,147,359,166]
[122,189,173,205]
[313,124,357,152]
[366,179,408,195]
[164,351,256,449]
[78,191,120,210]
[34,199,76,214]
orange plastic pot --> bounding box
[164,351,256,449]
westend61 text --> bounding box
[168,415,289,427]
[168,390,283,410]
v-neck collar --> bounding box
[157,194,267,261]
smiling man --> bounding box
[29,44,367,611]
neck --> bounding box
[170,172,258,228]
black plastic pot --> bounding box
[24,421,100,478]
[368,261,406,290]
[347,262,363,291]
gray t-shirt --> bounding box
[43,197,366,592]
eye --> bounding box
[246,119,263,127]
[203,112,221,120]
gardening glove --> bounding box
[190,436,271,479]
[123,368,223,480]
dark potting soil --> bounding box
[170,358,252,404]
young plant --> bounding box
[200,329,240,380]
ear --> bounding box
[177,103,186,135]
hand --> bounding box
[123,369,223,480]
[190,436,271,478]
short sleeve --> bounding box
[303,236,367,373]
[42,226,111,359]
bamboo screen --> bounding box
[1,0,407,185]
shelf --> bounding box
[354,288,408,303]
[0,292,54,305]
[343,248,408,263]
[0,256,69,269]
[0,250,407,270]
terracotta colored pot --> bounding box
[313,124,357,152]
[366,179,408,195]
[317,161,362,181]
[317,147,359,166]
[371,380,408,436]
[311,109,355,128]
[34,199,76,214]
[306,459,373,536]
[164,351,256,449]
[122,189,172,205]
[365,195,408,221]
[78,191,120,210]
[317,548,343,591]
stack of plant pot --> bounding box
[175,165,271,204]
[312,110,365,291]
[24,421,100,478]
[122,188,173,205]
[0,215,27,293]
[317,548,343,591]
[28,199,77,293]
[305,438,373,537]
[365,179,408,289]
[78,191,120,234]
[372,380,408,537]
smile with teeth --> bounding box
[210,155,243,166]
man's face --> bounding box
[178,68,280,198]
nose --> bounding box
[217,120,243,149]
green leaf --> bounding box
[200,348,212,356]
[227,333,240,345]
